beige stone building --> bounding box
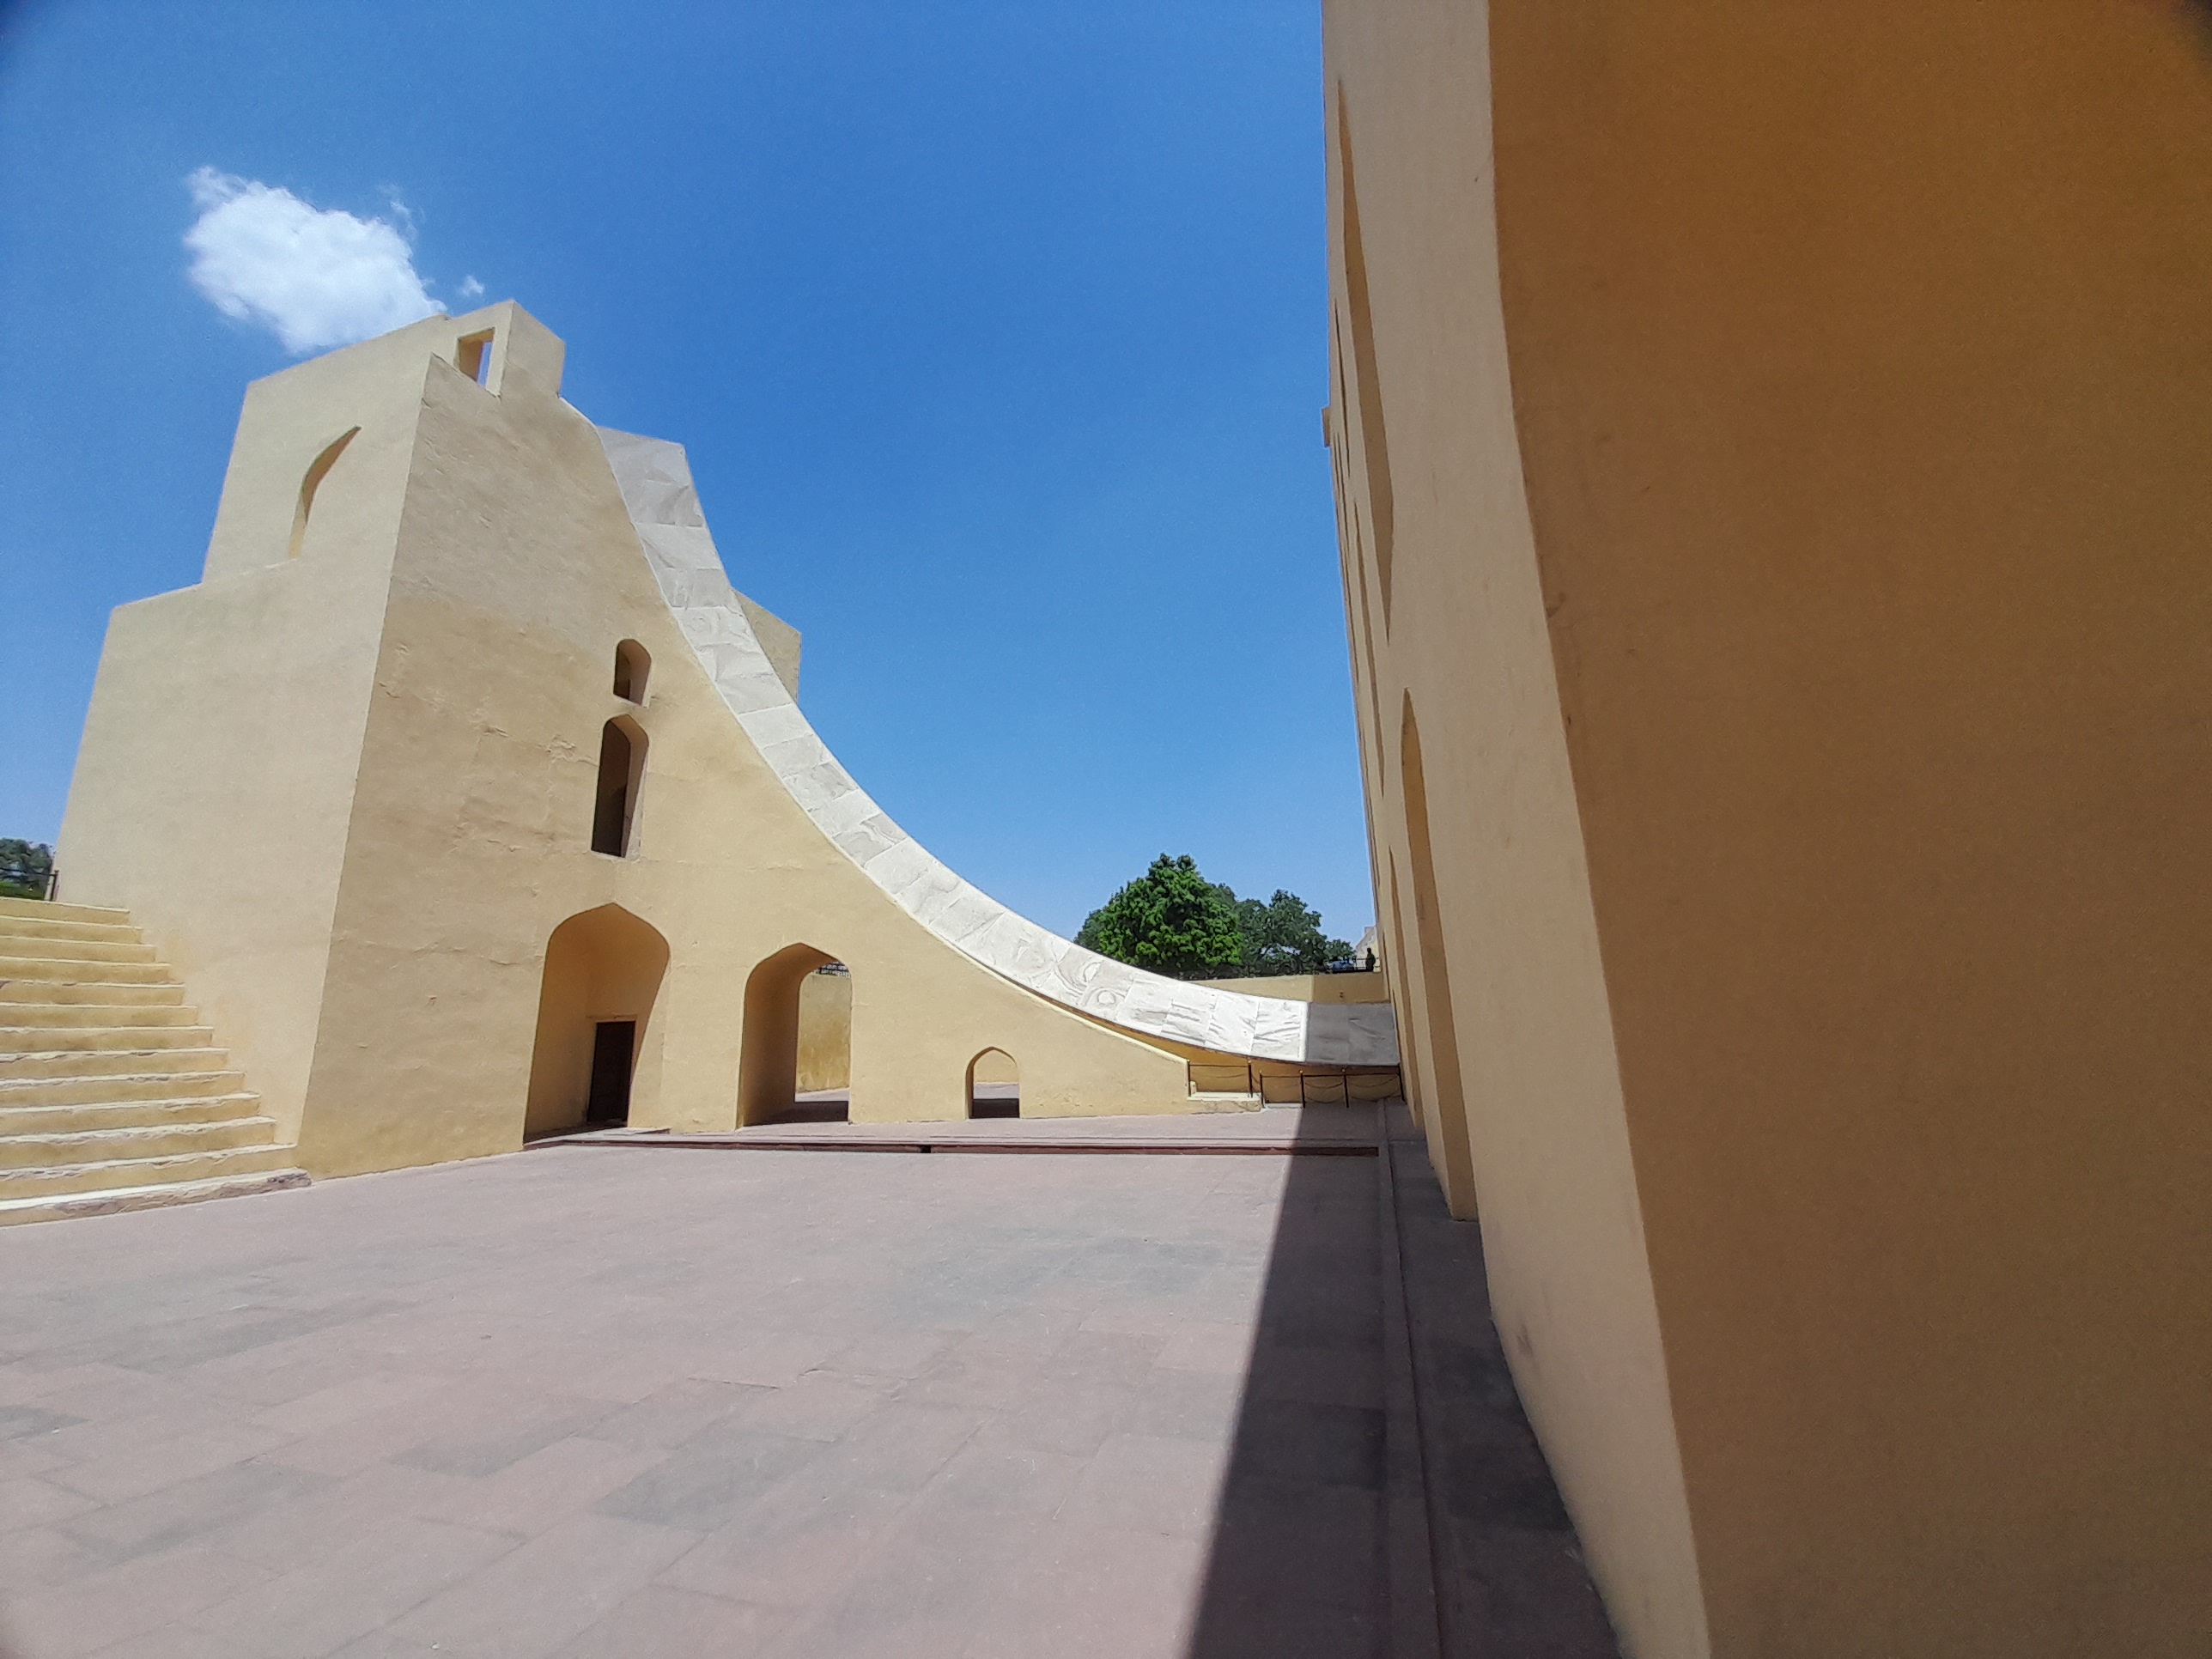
[38,301,1396,1201]
[1325,3,2211,1655]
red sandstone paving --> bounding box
[0,1109,1616,1658]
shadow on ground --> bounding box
[778,1088,1022,1122]
[1185,1103,1619,1658]
[780,1091,853,1124]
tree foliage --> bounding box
[1074,854,1246,980]
[0,840,52,902]
[1214,885,1352,976]
[1076,854,1352,981]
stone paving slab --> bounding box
[0,1109,1613,1657]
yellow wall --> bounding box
[794,967,851,1093]
[1324,4,1704,1651]
[1329,3,2212,1654]
[57,323,447,1146]
[1191,972,1389,1004]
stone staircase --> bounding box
[0,897,308,1226]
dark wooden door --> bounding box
[586,1020,635,1124]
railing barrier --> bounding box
[1187,1062,1402,1105]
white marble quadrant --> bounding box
[594,425,1399,1069]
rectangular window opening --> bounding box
[456,330,495,386]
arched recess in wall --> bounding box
[1328,313,1389,781]
[1352,502,1386,774]
[1401,695,1478,1217]
[612,640,651,703]
[1386,849,1425,1133]
[523,903,669,1138]
[1328,318,1356,557]
[739,943,847,1127]
[1334,86,1395,629]
[288,426,361,559]
[967,1048,1020,1120]
[591,716,648,856]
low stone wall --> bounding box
[1191,972,1389,1006]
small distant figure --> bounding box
[1364,948,1376,973]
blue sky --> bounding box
[0,0,1370,942]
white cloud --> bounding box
[458,275,485,301]
[183,167,443,355]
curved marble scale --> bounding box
[596,426,1400,1070]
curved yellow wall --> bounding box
[1332,2,2212,1653]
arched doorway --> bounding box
[967,1048,1020,1119]
[793,961,853,1121]
[739,944,850,1126]
[525,904,670,1137]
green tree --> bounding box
[0,840,53,902]
[1212,884,1352,976]
[1075,854,1247,980]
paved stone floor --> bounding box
[0,1109,1613,1658]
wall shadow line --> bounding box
[1183,1100,1619,1658]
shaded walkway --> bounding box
[0,1109,1612,1657]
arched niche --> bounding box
[612,640,651,703]
[524,903,670,1138]
[289,426,361,559]
[1400,694,1475,1214]
[967,1048,1020,1120]
[738,943,848,1127]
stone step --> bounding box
[0,1024,214,1055]
[0,898,130,928]
[0,1045,232,1081]
[0,955,177,986]
[0,934,159,966]
[0,1094,265,1137]
[0,1116,280,1171]
[0,1070,247,1109]
[0,1002,201,1030]
[0,915,142,947]
[0,981,189,1009]
[0,1168,310,1228]
[0,1143,301,1203]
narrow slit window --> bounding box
[591,718,647,856]
[288,427,361,559]
[456,330,495,386]
[612,641,651,702]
